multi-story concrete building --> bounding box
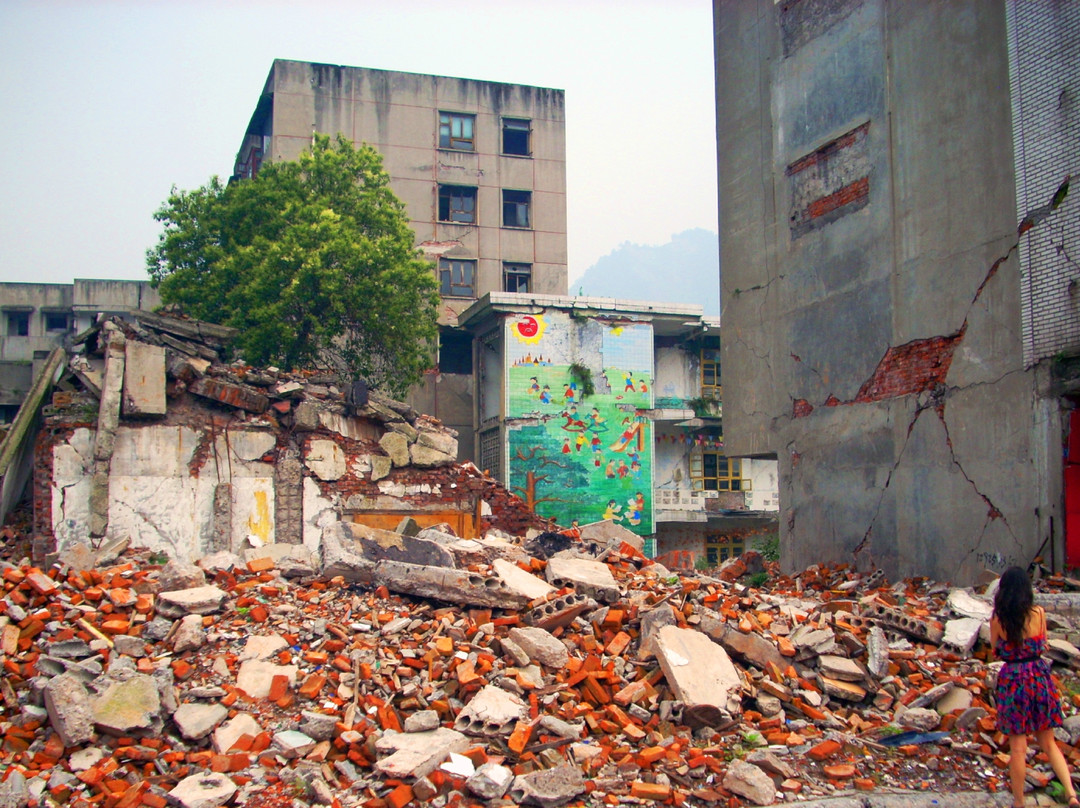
[0,280,159,420]
[458,293,778,560]
[233,61,568,457]
[714,1,1078,583]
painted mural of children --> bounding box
[624,372,635,392]
[562,437,571,454]
[630,459,641,478]
[639,379,649,393]
[563,383,576,404]
[605,460,616,479]
[627,492,645,526]
[617,459,629,478]
[529,376,540,395]
[539,385,552,404]
[575,432,587,452]
[603,500,622,521]
[587,407,608,434]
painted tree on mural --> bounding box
[510,425,590,517]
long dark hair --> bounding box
[994,566,1034,646]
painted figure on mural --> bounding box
[626,492,645,526]
[624,371,635,392]
[603,499,622,521]
[563,382,576,404]
[561,437,571,454]
[529,376,540,395]
[617,459,629,479]
[539,385,552,405]
[605,460,616,479]
[575,432,586,452]
[587,407,608,434]
[639,379,649,393]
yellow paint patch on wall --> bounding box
[247,489,272,544]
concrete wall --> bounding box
[715,0,1045,584]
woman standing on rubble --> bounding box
[991,565,1079,808]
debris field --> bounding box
[3,517,1080,808]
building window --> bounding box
[438,185,477,224]
[480,427,502,482]
[439,258,476,298]
[503,190,531,228]
[44,312,70,333]
[690,452,750,492]
[6,312,29,337]
[439,112,475,151]
[701,347,721,394]
[705,534,745,566]
[439,329,473,374]
[502,118,531,156]
[504,263,532,293]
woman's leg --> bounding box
[1035,728,1078,801]
[1009,733,1029,806]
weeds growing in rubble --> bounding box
[749,571,769,588]
[758,532,780,562]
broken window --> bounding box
[701,347,721,394]
[439,328,473,374]
[438,258,476,297]
[503,263,532,293]
[502,118,531,156]
[44,312,70,332]
[502,190,531,228]
[479,427,502,481]
[5,311,29,337]
[438,185,477,224]
[690,452,749,492]
[439,112,475,151]
[705,534,745,565]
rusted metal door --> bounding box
[1066,411,1080,567]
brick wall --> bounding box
[787,122,871,238]
[1007,1,1080,365]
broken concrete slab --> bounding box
[172,702,227,740]
[91,674,161,736]
[654,625,742,728]
[155,586,227,618]
[494,558,557,601]
[122,340,166,418]
[378,431,410,467]
[374,727,470,779]
[167,772,237,808]
[508,626,569,670]
[723,758,777,805]
[467,762,515,800]
[453,684,527,736]
[213,712,261,754]
[235,659,299,699]
[577,518,645,553]
[508,763,586,808]
[43,672,94,747]
[335,519,455,568]
[373,560,530,610]
[545,556,621,603]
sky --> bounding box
[0,0,718,288]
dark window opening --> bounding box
[44,312,70,332]
[439,112,475,151]
[6,312,29,337]
[439,258,476,297]
[504,263,532,293]
[439,329,473,374]
[503,190,531,228]
[502,118,531,156]
[438,185,477,224]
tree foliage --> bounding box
[147,134,440,397]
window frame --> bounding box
[6,311,30,337]
[438,258,477,298]
[689,452,750,492]
[701,347,721,395]
[439,111,475,152]
[502,189,532,229]
[438,185,478,224]
[44,312,70,333]
[705,534,746,566]
[503,262,532,293]
[502,117,531,156]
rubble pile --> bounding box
[3,518,1080,808]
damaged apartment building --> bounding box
[714,0,1079,584]
[2,311,551,564]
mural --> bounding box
[505,311,654,534]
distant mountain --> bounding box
[574,228,720,317]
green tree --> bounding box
[147,134,440,397]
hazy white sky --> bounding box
[0,0,718,287]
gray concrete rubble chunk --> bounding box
[319,522,377,584]
[454,684,528,736]
[697,608,786,671]
[197,551,242,574]
[494,558,556,601]
[272,729,316,759]
[508,626,569,669]
[305,439,346,481]
[370,454,392,481]
[0,770,26,808]
[300,710,340,741]
[92,674,161,736]
[500,636,531,667]
[818,654,866,682]
[374,727,470,779]
[58,542,98,572]
[947,589,993,621]
[943,617,984,654]
[44,672,95,747]
[821,676,867,702]
[157,559,207,592]
[538,715,584,740]
[379,431,410,467]
[172,703,227,740]
[156,586,227,618]
[374,560,530,610]
[898,706,942,732]
[403,710,440,733]
[866,626,890,679]
[577,519,644,552]
[654,625,742,726]
[936,687,974,715]
[171,614,206,653]
[167,773,238,808]
[415,426,458,456]
[908,682,955,710]
[545,556,621,603]
[638,603,678,660]
[723,758,777,805]
[508,763,586,808]
[214,712,261,754]
[236,660,298,699]
[293,400,321,432]
[745,749,797,779]
[409,442,457,468]
[337,520,455,568]
[387,420,419,442]
[240,633,288,661]
[467,762,515,800]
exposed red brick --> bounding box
[853,330,964,404]
[793,399,814,418]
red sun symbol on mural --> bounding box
[511,315,546,344]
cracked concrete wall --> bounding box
[716,0,1048,584]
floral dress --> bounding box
[995,634,1063,735]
